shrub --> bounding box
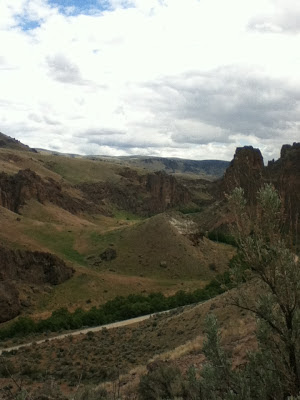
[139,364,184,400]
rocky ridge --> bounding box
[0,169,100,214]
[78,169,191,216]
[211,143,300,236]
[0,245,74,323]
[221,146,264,205]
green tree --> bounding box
[227,184,300,398]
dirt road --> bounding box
[0,313,154,355]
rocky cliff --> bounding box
[220,146,264,204]
[216,143,300,237]
[0,245,74,323]
[78,169,191,216]
[266,143,300,235]
[0,169,99,214]
[0,281,20,324]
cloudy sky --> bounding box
[0,0,300,161]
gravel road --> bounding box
[0,314,154,355]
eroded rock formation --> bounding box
[214,143,300,237]
[78,170,191,216]
[220,146,264,204]
[0,169,99,214]
[0,245,74,323]
[266,143,300,234]
[0,281,20,323]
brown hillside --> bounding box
[0,132,35,152]
[85,213,235,280]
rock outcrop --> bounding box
[78,170,191,216]
[0,245,74,323]
[0,245,74,284]
[0,281,20,322]
[266,143,300,234]
[144,171,190,213]
[214,143,300,236]
[220,146,264,204]
[0,169,99,214]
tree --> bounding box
[227,184,300,398]
[137,185,299,399]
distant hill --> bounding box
[34,147,230,179]
[0,132,36,152]
[87,155,230,179]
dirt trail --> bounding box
[0,314,153,355]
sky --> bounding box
[0,0,300,161]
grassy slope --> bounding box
[0,199,234,319]
[82,213,234,280]
[0,148,124,184]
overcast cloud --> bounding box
[0,0,300,161]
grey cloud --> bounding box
[28,113,61,126]
[46,54,86,85]
[28,113,43,123]
[171,124,231,145]
[143,68,300,142]
[248,15,300,33]
[79,128,126,137]
[86,137,162,149]
[44,116,61,126]
[85,132,170,149]
[1,122,41,137]
[248,2,300,33]
[0,56,17,71]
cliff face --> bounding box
[143,171,190,213]
[0,281,20,323]
[266,143,300,233]
[220,146,264,204]
[0,169,99,214]
[0,245,74,284]
[0,245,74,323]
[217,143,300,236]
[78,170,191,216]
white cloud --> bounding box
[249,0,300,33]
[0,0,299,162]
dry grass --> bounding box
[84,213,235,280]
[32,153,123,185]
[0,149,62,179]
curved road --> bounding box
[0,313,159,356]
